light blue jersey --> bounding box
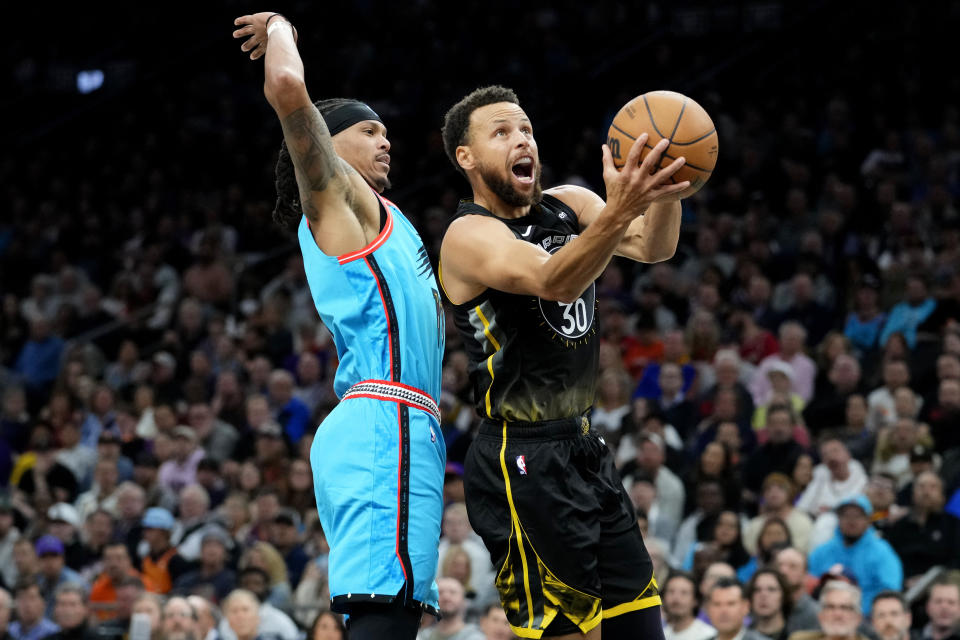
[299,192,446,615]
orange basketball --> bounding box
[607,90,718,197]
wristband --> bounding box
[267,19,293,38]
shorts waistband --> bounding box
[478,415,591,441]
[342,380,441,424]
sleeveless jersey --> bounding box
[448,194,599,423]
[298,193,444,404]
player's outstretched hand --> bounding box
[601,133,689,222]
[233,12,297,60]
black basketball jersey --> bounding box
[447,194,599,423]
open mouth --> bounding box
[511,157,534,184]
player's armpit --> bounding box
[440,216,554,304]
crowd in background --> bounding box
[2,2,959,640]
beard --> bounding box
[165,631,198,640]
[372,174,391,192]
[821,622,857,638]
[477,161,542,207]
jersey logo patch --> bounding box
[516,455,527,475]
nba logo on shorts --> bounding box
[516,455,527,475]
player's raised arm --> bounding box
[552,135,687,264]
[232,12,374,255]
[441,135,686,304]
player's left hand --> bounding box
[233,12,297,60]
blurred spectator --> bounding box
[804,355,864,436]
[13,426,79,509]
[797,439,868,517]
[89,542,156,621]
[221,590,264,640]
[685,511,753,583]
[173,531,236,602]
[871,417,929,489]
[868,591,912,640]
[186,595,220,640]
[171,484,230,564]
[477,604,513,640]
[775,547,820,634]
[590,368,633,444]
[663,571,716,640]
[131,592,164,640]
[744,474,813,555]
[673,477,728,569]
[0,492,21,587]
[879,275,937,352]
[866,359,915,433]
[924,378,960,454]
[885,472,960,589]
[14,318,65,408]
[74,459,120,524]
[75,509,114,583]
[139,507,189,595]
[621,432,686,535]
[159,427,205,495]
[219,572,297,640]
[1,385,31,456]
[743,405,806,498]
[787,581,868,640]
[807,496,902,615]
[418,577,485,640]
[633,329,698,400]
[161,596,200,640]
[195,458,228,510]
[704,576,766,640]
[268,509,308,591]
[10,577,59,640]
[844,276,886,356]
[752,361,806,432]
[47,583,97,640]
[747,568,793,640]
[187,402,239,465]
[751,323,817,407]
[239,544,291,613]
[54,417,95,492]
[93,575,142,637]
[266,370,309,446]
[34,535,85,617]
[79,386,117,450]
[103,340,150,394]
[921,579,960,640]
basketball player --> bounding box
[233,13,445,639]
[439,85,688,639]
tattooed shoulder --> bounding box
[280,105,342,218]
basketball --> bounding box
[607,90,718,197]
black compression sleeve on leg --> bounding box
[602,604,666,640]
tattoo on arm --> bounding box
[280,105,342,223]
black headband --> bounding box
[322,103,382,136]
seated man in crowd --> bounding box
[787,581,870,640]
[808,496,902,616]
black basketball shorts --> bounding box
[463,415,661,638]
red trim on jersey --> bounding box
[395,404,410,585]
[337,194,395,264]
[364,258,394,380]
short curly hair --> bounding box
[441,85,520,177]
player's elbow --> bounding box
[646,244,677,263]
[264,70,306,112]
[540,283,584,304]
